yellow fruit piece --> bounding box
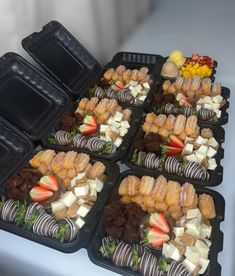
[194,63,199,69]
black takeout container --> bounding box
[87,169,225,276]
[124,114,225,186]
[0,146,119,253]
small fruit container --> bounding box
[87,169,225,276]
[124,112,225,186]
[41,100,142,162]
[22,20,165,109]
[149,79,230,126]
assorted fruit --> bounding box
[48,97,132,154]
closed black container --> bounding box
[124,114,225,186]
[0,146,119,253]
[87,169,225,276]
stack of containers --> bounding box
[0,20,229,275]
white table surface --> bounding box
[0,0,234,275]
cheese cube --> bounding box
[213,95,223,104]
[206,146,217,158]
[100,125,109,133]
[195,152,206,165]
[129,85,136,92]
[94,178,104,192]
[114,111,123,122]
[120,120,130,128]
[215,109,221,118]
[112,121,121,128]
[139,95,147,102]
[197,98,203,104]
[74,185,89,197]
[208,137,219,149]
[89,188,97,197]
[129,80,138,86]
[61,191,77,207]
[195,136,206,146]
[182,143,194,156]
[136,84,142,91]
[184,137,195,144]
[166,243,181,261]
[184,154,198,163]
[200,224,212,238]
[211,103,220,112]
[114,137,123,147]
[75,217,85,229]
[51,201,65,213]
[201,238,212,248]
[143,82,150,89]
[196,104,202,111]
[131,89,139,98]
[198,258,210,274]
[107,117,115,125]
[173,227,184,237]
[203,96,213,104]
[119,127,128,137]
[162,243,170,258]
[185,246,200,264]
[77,204,91,217]
[186,219,200,236]
[110,126,120,134]
[70,173,86,187]
[208,158,217,170]
[183,258,197,272]
[77,198,86,206]
[195,239,209,259]
[187,209,202,222]
[203,103,212,110]
[197,145,208,155]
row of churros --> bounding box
[30,150,106,189]
[143,113,199,140]
[118,175,216,220]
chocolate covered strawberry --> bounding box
[149,213,170,233]
[30,186,53,202]
[1,199,19,222]
[39,175,58,191]
[53,218,78,242]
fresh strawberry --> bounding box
[83,114,97,128]
[30,186,53,202]
[166,135,184,148]
[176,92,192,107]
[79,123,97,135]
[191,53,199,61]
[149,213,170,233]
[146,228,170,247]
[161,145,182,155]
[39,175,58,191]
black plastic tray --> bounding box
[42,103,142,162]
[0,147,119,253]
[0,117,34,188]
[87,169,225,276]
[0,52,70,141]
[22,20,101,96]
[124,114,225,186]
[149,82,230,126]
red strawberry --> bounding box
[161,145,182,155]
[191,53,199,61]
[146,228,170,247]
[149,213,170,233]
[84,115,97,128]
[176,92,192,107]
[30,186,53,202]
[79,123,97,135]
[39,175,58,191]
[166,135,184,148]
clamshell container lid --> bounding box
[0,52,69,141]
[22,20,101,96]
[0,117,34,187]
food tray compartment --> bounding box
[0,147,119,253]
[125,115,225,186]
[0,52,69,141]
[87,169,224,276]
[42,102,142,162]
[22,20,101,96]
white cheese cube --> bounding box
[187,209,202,222]
[111,121,121,128]
[197,145,208,155]
[114,111,123,122]
[195,136,206,146]
[183,258,197,272]
[51,201,65,213]
[185,246,200,264]
[77,198,86,206]
[203,103,212,110]
[200,224,212,238]
[114,137,123,147]
[119,127,128,137]
[167,243,181,261]
[107,117,115,125]
[197,98,203,104]
[131,89,139,98]
[213,95,223,104]
[201,238,212,248]
[208,137,219,149]
[77,205,91,217]
[186,218,200,236]
[129,80,138,86]
[206,146,217,158]
[61,191,77,207]
[100,125,109,133]
[136,84,142,91]
[196,104,202,111]
[162,243,170,258]
[129,85,136,92]
[74,185,89,197]
[110,126,120,134]
[120,120,130,128]
[184,137,195,144]
[173,227,184,237]
[198,258,210,274]
[94,178,104,192]
[182,143,194,155]
[71,173,86,188]
[75,217,85,229]
[89,187,97,197]
[138,95,147,102]
[195,239,209,259]
[208,158,217,170]
[215,109,221,118]
[211,103,220,111]
[185,154,198,163]
[195,152,206,165]
[203,96,213,104]
[143,82,150,89]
